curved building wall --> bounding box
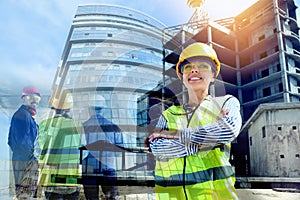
[52,4,167,170]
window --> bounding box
[280,154,285,158]
[128,77,134,83]
[263,87,271,97]
[249,137,252,146]
[258,35,265,41]
[276,64,281,72]
[125,65,131,70]
[81,75,87,83]
[106,51,114,56]
[262,126,266,138]
[292,126,297,130]
[278,126,282,131]
[261,69,269,78]
[278,83,283,92]
[90,76,96,83]
[107,33,113,37]
[260,52,267,59]
[113,65,120,70]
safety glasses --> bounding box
[181,61,212,74]
[24,94,41,102]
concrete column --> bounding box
[273,0,290,102]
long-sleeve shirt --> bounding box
[150,96,242,158]
[82,113,123,170]
[8,105,38,161]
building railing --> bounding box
[77,141,155,186]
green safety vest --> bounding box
[155,95,238,200]
[38,116,81,187]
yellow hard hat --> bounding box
[176,42,221,79]
[50,88,73,110]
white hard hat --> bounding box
[91,94,107,108]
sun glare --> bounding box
[193,0,259,20]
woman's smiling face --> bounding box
[181,60,216,93]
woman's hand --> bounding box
[148,130,178,142]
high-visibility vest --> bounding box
[38,116,81,187]
[155,95,239,200]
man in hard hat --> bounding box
[81,94,123,200]
[38,89,81,199]
[8,85,41,199]
[148,43,242,199]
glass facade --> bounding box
[52,5,168,171]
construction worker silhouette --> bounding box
[81,94,123,200]
[38,88,81,200]
[8,86,41,199]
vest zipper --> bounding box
[183,156,188,200]
[182,107,198,200]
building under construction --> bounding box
[163,0,299,119]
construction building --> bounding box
[242,103,300,177]
[162,0,300,119]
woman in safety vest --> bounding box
[148,43,242,200]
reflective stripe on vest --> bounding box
[38,117,81,186]
[155,95,238,200]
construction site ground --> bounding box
[2,186,300,199]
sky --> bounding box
[0,0,299,96]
